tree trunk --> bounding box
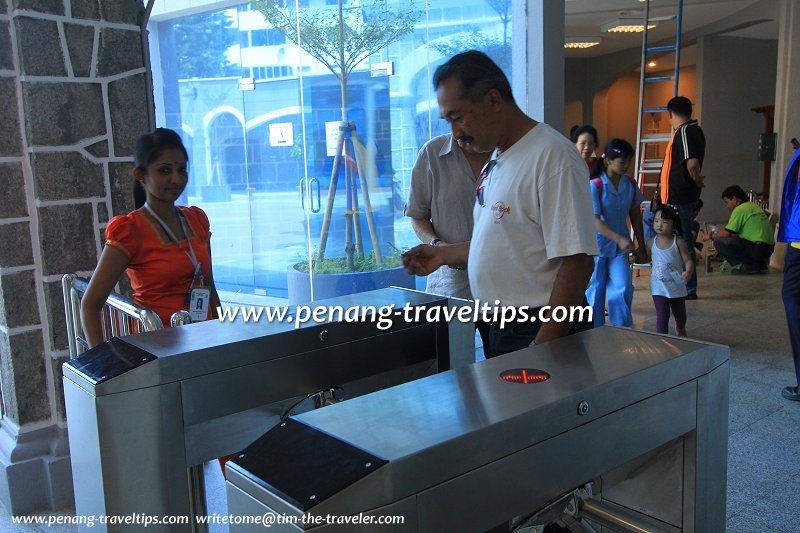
[315,124,346,263]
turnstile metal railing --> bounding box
[61,273,204,530]
[61,273,164,358]
[63,288,474,532]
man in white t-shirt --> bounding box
[403,50,598,357]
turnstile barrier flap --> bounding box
[230,418,388,511]
[63,288,456,396]
[226,327,729,522]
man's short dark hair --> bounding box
[433,50,514,103]
[722,185,749,203]
[667,96,693,118]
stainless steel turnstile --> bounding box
[227,327,730,532]
[62,288,473,532]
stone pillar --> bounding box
[525,0,564,131]
[0,0,148,514]
[771,0,800,211]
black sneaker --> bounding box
[685,293,698,300]
[732,263,762,275]
[782,386,800,401]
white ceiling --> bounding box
[564,0,778,59]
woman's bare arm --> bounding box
[80,246,130,348]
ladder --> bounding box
[631,0,684,274]
[633,0,685,199]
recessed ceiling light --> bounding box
[601,18,657,33]
[564,37,602,49]
[648,61,657,67]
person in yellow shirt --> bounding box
[710,185,774,275]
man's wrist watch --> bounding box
[429,238,442,246]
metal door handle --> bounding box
[310,177,320,213]
[299,178,305,210]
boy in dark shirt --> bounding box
[659,96,706,298]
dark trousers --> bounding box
[484,306,593,359]
[714,237,774,268]
[674,201,698,294]
[476,320,491,356]
[783,246,800,386]
[652,295,687,334]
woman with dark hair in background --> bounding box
[571,124,599,173]
[80,128,220,347]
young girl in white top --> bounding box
[647,205,695,336]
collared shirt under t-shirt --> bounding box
[406,134,480,299]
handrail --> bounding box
[61,274,206,530]
[62,274,164,358]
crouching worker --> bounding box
[710,185,774,275]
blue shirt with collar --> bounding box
[590,172,645,257]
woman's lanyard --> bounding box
[144,204,203,301]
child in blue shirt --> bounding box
[586,139,647,327]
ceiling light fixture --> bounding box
[601,17,657,33]
[648,61,657,67]
[564,37,603,49]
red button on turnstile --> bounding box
[500,368,550,384]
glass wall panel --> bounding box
[149,0,517,303]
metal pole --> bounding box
[579,499,669,533]
[633,0,651,186]
[187,465,208,533]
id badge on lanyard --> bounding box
[186,261,210,322]
[145,204,211,322]
[189,288,211,321]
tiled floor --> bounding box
[3,266,798,531]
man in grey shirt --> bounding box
[405,133,492,350]
[405,133,491,298]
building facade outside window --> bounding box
[148,0,519,301]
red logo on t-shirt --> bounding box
[492,201,511,221]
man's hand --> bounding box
[403,242,470,275]
[402,244,445,276]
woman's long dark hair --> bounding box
[590,138,635,179]
[133,128,189,209]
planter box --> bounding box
[287,264,415,305]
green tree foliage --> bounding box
[172,10,239,79]
[431,30,511,74]
[430,0,512,74]
[251,0,419,87]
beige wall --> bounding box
[588,66,697,150]
[564,100,584,137]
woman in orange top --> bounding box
[81,128,220,348]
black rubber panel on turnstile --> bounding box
[65,337,156,384]
[229,418,388,511]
